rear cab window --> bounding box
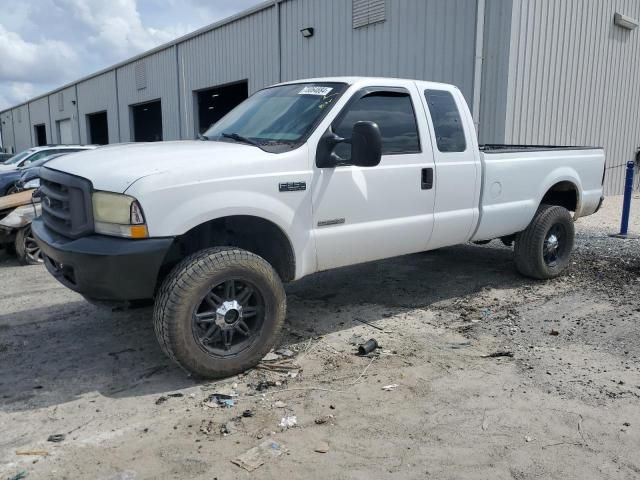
[424,90,466,153]
[332,89,421,161]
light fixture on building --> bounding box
[614,12,639,30]
[300,27,314,38]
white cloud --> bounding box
[60,0,183,61]
[0,24,79,84]
[0,0,264,111]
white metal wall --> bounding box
[48,85,80,144]
[116,47,180,142]
[280,0,479,103]
[504,0,640,195]
[177,6,279,138]
[0,111,15,153]
[478,0,513,144]
[12,105,31,151]
[28,97,51,144]
[77,71,120,144]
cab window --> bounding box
[333,90,420,161]
[424,90,466,152]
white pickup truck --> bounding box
[32,77,605,378]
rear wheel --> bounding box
[153,247,286,379]
[514,204,574,279]
[6,184,20,195]
[15,225,43,265]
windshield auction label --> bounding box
[298,86,333,96]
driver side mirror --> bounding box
[316,121,382,168]
[350,121,382,167]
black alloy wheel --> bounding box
[191,278,265,357]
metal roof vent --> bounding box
[614,12,639,30]
[353,0,385,29]
[135,62,147,90]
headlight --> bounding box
[92,191,148,239]
[23,178,40,189]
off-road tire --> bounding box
[153,247,286,379]
[514,204,574,279]
[15,225,43,265]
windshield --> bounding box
[203,82,347,152]
[3,150,32,165]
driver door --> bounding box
[311,85,436,271]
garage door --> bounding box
[57,119,72,144]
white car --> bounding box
[32,77,605,378]
[0,145,97,172]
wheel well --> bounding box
[541,181,578,211]
[160,215,296,284]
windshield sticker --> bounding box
[298,86,333,96]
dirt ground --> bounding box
[1,196,640,480]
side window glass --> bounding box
[333,91,420,161]
[424,90,466,152]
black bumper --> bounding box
[32,219,174,301]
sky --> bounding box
[0,0,264,110]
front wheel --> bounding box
[153,247,286,379]
[514,204,574,279]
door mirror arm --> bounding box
[316,128,346,168]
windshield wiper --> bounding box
[221,132,262,148]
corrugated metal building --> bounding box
[0,0,638,194]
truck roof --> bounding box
[275,76,459,92]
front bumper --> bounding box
[32,219,174,301]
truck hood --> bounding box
[45,140,273,192]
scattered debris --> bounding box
[167,393,184,398]
[262,352,281,362]
[15,451,49,456]
[8,472,27,480]
[199,420,215,435]
[274,400,287,408]
[481,411,489,431]
[220,422,236,436]
[623,422,631,427]
[482,351,514,358]
[275,348,295,358]
[279,415,298,429]
[314,441,330,453]
[47,434,65,443]
[525,436,533,442]
[155,396,168,405]
[314,415,334,425]
[353,317,384,331]
[382,384,399,391]
[256,359,299,374]
[255,380,278,392]
[204,393,236,408]
[242,410,254,418]
[231,440,288,472]
[549,329,560,336]
[108,348,135,358]
[357,338,379,355]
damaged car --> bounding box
[0,190,42,265]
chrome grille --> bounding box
[39,168,93,238]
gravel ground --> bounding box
[1,196,639,480]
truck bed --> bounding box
[472,146,605,241]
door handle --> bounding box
[421,168,433,190]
